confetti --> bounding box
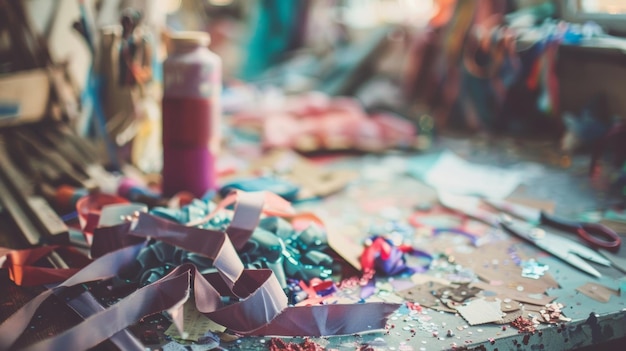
[520,259,549,279]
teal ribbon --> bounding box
[115,241,215,286]
[120,199,333,291]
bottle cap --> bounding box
[169,31,211,49]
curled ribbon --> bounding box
[2,246,90,287]
[361,236,432,276]
[0,191,400,350]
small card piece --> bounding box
[470,281,556,306]
[396,282,456,313]
[248,149,357,199]
[165,300,226,343]
[434,283,482,303]
[455,298,504,325]
[408,151,526,199]
[494,308,524,325]
[576,282,620,303]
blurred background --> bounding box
[1,0,625,210]
[1,2,626,348]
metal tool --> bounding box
[499,214,611,278]
[438,192,612,278]
[484,198,621,250]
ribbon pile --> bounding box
[0,191,400,351]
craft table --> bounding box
[1,135,625,351]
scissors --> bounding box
[438,193,618,278]
[484,199,621,250]
[497,213,612,277]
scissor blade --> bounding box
[499,218,540,242]
[502,220,604,278]
[438,192,500,225]
[483,199,541,223]
[567,243,611,266]
[532,236,602,277]
[557,250,603,278]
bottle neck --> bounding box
[171,43,205,54]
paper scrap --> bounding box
[243,148,357,199]
[396,282,456,313]
[407,151,527,199]
[165,300,226,343]
[494,308,524,324]
[410,274,452,287]
[539,303,571,323]
[470,281,556,306]
[455,298,504,325]
[576,282,620,303]
[434,283,482,303]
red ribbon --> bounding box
[2,246,91,287]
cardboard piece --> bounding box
[495,308,524,324]
[576,282,620,303]
[471,281,556,306]
[455,298,504,325]
[434,283,482,303]
[0,69,50,126]
[234,149,357,200]
[396,282,456,313]
[450,239,560,295]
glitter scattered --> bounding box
[511,316,538,333]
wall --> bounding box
[557,41,626,119]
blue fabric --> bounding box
[239,0,305,80]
